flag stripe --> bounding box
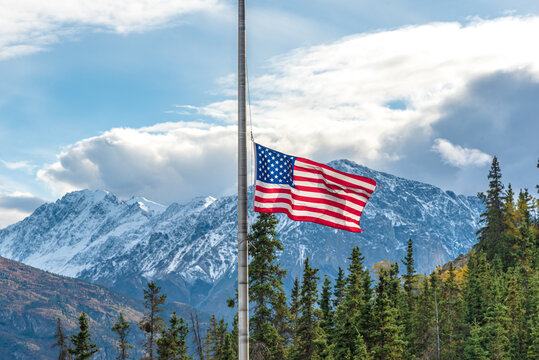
[255,183,367,209]
[254,204,362,233]
[255,189,364,217]
[296,158,377,189]
[294,167,375,195]
[293,175,373,201]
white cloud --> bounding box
[37,122,239,204]
[431,138,492,167]
[1,159,36,173]
[37,16,539,201]
[0,0,222,60]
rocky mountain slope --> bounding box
[0,160,484,316]
[0,255,200,360]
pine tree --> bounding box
[68,312,99,360]
[464,252,488,325]
[289,276,300,350]
[371,263,405,360]
[156,312,189,360]
[220,332,236,360]
[333,267,346,309]
[290,258,321,360]
[139,281,167,360]
[52,317,69,360]
[414,276,435,359]
[248,213,287,360]
[440,262,463,360]
[505,271,527,359]
[319,276,334,339]
[463,321,488,360]
[112,312,132,360]
[334,248,371,359]
[401,238,417,359]
[476,156,506,262]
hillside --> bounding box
[0,256,197,360]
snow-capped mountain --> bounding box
[0,161,484,315]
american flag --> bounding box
[254,143,377,233]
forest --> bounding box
[54,156,539,360]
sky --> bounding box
[0,0,538,227]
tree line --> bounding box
[53,156,538,359]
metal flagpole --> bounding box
[237,0,249,359]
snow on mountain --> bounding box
[0,162,484,315]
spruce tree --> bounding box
[139,281,167,360]
[112,312,132,360]
[441,262,463,360]
[52,317,69,360]
[248,213,287,360]
[463,321,488,360]
[333,267,346,309]
[371,263,405,360]
[289,276,300,350]
[68,312,99,360]
[291,258,321,360]
[476,156,506,262]
[319,276,334,339]
[401,238,417,359]
[334,247,371,359]
[156,312,189,360]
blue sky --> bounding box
[0,0,538,227]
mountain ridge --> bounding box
[0,160,484,317]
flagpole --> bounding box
[237,0,249,359]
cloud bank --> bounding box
[0,192,45,228]
[0,0,221,60]
[37,16,539,202]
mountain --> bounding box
[0,255,145,360]
[0,255,202,360]
[0,161,484,317]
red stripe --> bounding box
[254,193,363,217]
[293,175,372,201]
[255,184,367,208]
[294,166,375,195]
[296,157,377,186]
[254,206,362,233]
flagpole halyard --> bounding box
[237,0,249,359]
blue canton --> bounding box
[256,144,296,187]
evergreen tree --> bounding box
[464,252,488,325]
[289,276,300,350]
[414,276,435,359]
[156,312,189,360]
[371,263,405,360]
[248,213,287,360]
[112,312,132,360]
[334,248,371,359]
[319,276,334,339]
[505,271,527,359]
[401,238,417,359]
[463,321,488,360]
[476,156,506,262]
[220,332,236,360]
[68,312,99,360]
[139,281,167,360]
[204,315,227,360]
[440,262,463,360]
[333,267,346,309]
[52,317,69,360]
[290,258,321,360]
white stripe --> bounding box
[256,180,369,205]
[294,180,370,203]
[295,158,376,191]
[255,188,365,216]
[254,200,360,228]
[294,169,373,198]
